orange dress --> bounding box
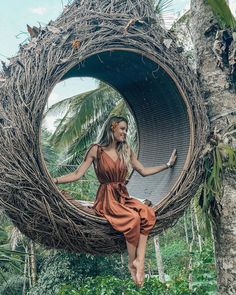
[90,144,156,247]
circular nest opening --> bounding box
[55,49,193,211]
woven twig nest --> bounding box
[0,0,209,254]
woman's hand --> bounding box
[167,149,177,168]
[53,178,58,184]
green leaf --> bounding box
[207,0,236,30]
[155,0,173,15]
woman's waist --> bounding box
[99,180,128,185]
[98,180,130,202]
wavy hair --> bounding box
[96,115,131,167]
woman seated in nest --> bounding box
[53,115,177,287]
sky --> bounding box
[0,0,235,130]
[0,0,192,60]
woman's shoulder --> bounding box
[87,143,100,152]
[87,143,105,157]
[83,143,100,161]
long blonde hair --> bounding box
[97,116,131,167]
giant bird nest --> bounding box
[0,0,209,254]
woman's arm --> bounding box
[53,145,97,184]
[130,149,177,177]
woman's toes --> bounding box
[128,262,137,283]
[133,259,145,287]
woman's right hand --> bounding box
[53,178,58,184]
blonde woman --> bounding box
[53,115,177,287]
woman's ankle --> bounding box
[134,257,144,264]
[128,259,135,266]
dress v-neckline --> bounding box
[101,148,119,164]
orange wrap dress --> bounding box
[89,144,156,247]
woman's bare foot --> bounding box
[133,258,145,287]
[128,262,137,284]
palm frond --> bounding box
[56,122,100,172]
[50,84,121,149]
[0,274,27,295]
[41,129,59,175]
[207,0,236,31]
[193,189,212,237]
[43,93,79,117]
[110,99,127,116]
[155,0,173,15]
[0,228,8,242]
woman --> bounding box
[53,115,177,287]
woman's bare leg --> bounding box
[133,234,148,287]
[126,240,137,283]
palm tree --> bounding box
[190,0,236,293]
[44,81,137,168]
[41,129,59,174]
[0,223,27,295]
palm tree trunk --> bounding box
[193,203,202,252]
[184,211,189,245]
[22,246,28,295]
[153,235,165,282]
[190,0,236,293]
[188,203,195,292]
[30,240,37,286]
[27,247,32,289]
[120,253,124,268]
[213,175,236,292]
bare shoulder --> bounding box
[85,144,99,161]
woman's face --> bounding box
[112,121,128,143]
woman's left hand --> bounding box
[167,149,177,167]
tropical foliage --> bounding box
[45,81,137,169]
[27,210,217,295]
[207,0,236,31]
[154,0,173,15]
[196,142,236,231]
[0,215,28,295]
[0,211,218,294]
